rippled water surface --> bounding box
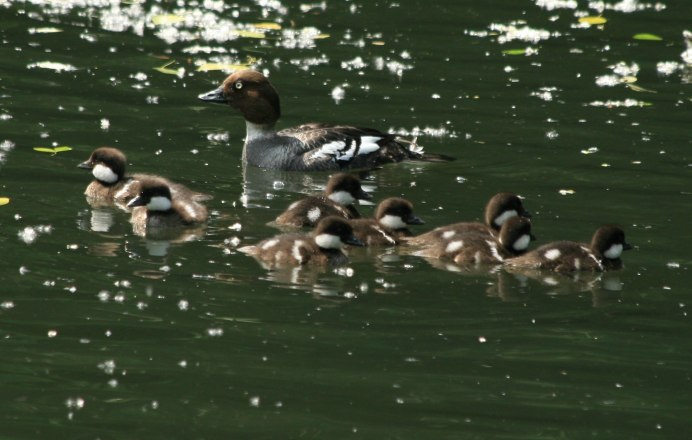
[1,0,691,438]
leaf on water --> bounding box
[252,22,281,30]
[620,76,637,84]
[151,14,185,25]
[154,66,182,75]
[29,27,63,34]
[153,60,183,76]
[627,83,657,93]
[633,33,662,41]
[502,48,527,55]
[579,16,607,25]
[0,197,10,206]
[232,30,266,39]
[314,33,330,39]
[33,146,72,155]
[196,63,251,72]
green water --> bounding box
[1,0,691,438]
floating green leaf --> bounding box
[0,197,10,206]
[579,16,607,25]
[633,33,663,41]
[502,48,527,55]
[151,14,185,25]
[33,146,73,155]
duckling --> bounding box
[274,173,371,227]
[239,216,363,267]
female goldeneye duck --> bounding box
[505,224,632,273]
[414,217,535,265]
[78,147,211,206]
[127,178,208,234]
[407,192,531,245]
[274,172,372,227]
[198,70,454,171]
[239,216,364,267]
[349,197,424,246]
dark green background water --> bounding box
[1,0,691,438]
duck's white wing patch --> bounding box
[307,207,322,224]
[358,136,382,155]
[292,240,307,264]
[445,240,464,253]
[544,248,561,260]
[486,240,504,262]
[373,226,397,245]
[261,238,279,250]
[93,164,119,184]
[442,230,456,239]
[312,136,382,162]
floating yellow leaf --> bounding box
[0,197,10,206]
[627,83,657,93]
[232,30,266,39]
[196,63,251,72]
[633,33,662,41]
[29,27,63,34]
[371,41,385,46]
[253,22,281,30]
[153,60,183,76]
[314,33,330,39]
[154,66,181,75]
[33,146,72,155]
[579,16,607,25]
[151,14,185,25]
[621,76,637,84]
[502,48,527,55]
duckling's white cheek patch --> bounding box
[494,210,518,227]
[93,164,118,183]
[307,207,322,223]
[604,243,623,259]
[328,191,355,206]
[574,258,581,270]
[315,233,343,249]
[544,248,561,260]
[442,230,456,239]
[513,234,532,251]
[445,240,464,253]
[147,196,172,211]
[379,215,406,230]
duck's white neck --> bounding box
[245,121,275,141]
